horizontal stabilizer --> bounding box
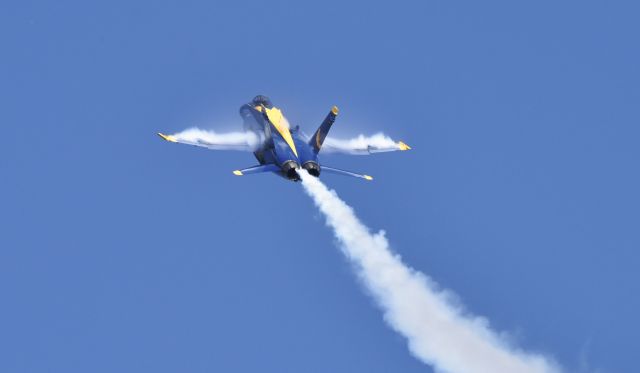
[321,165,373,181]
[232,164,280,176]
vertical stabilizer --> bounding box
[309,106,338,153]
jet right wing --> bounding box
[321,135,410,155]
[306,107,410,155]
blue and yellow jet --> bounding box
[158,95,410,181]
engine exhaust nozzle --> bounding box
[282,160,301,181]
[302,161,321,177]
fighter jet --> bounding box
[158,95,411,181]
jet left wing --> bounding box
[158,128,259,151]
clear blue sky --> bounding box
[1,1,638,372]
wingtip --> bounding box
[397,141,411,151]
[363,175,373,181]
[158,133,177,143]
[331,106,339,115]
[233,170,243,176]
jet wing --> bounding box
[157,128,260,151]
[321,135,410,155]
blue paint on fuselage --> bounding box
[272,131,298,166]
[292,128,318,167]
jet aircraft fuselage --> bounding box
[239,95,328,181]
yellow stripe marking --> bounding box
[397,141,411,151]
[233,170,243,176]
[264,106,298,157]
[158,133,177,142]
[315,130,322,150]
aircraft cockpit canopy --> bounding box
[252,95,273,108]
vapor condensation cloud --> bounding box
[323,133,404,153]
[299,171,560,373]
[170,128,260,150]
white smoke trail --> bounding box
[170,127,260,150]
[323,133,404,153]
[299,171,560,373]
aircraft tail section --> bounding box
[309,106,339,153]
